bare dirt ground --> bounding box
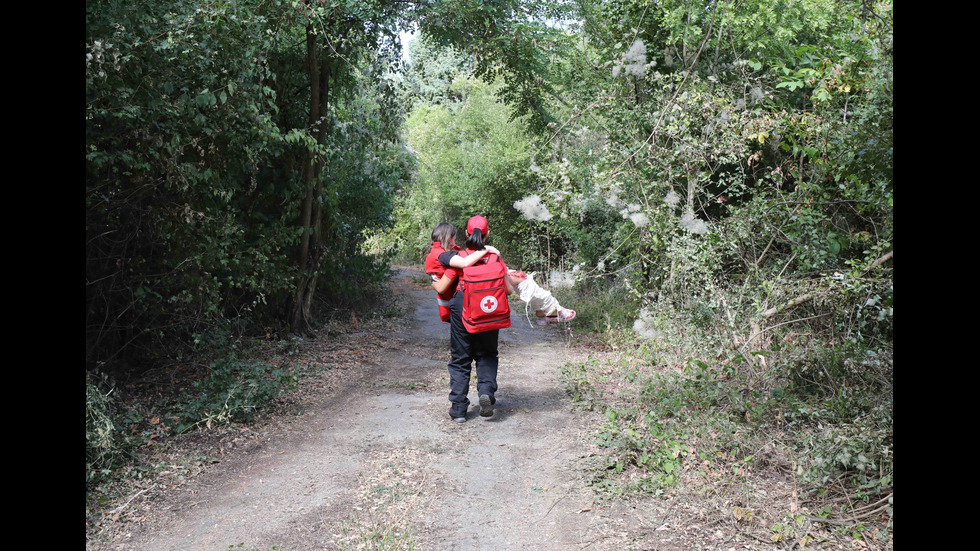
[89,269,620,550]
[88,268,876,551]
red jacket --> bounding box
[425,242,459,322]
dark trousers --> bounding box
[447,291,499,417]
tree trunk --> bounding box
[291,23,325,334]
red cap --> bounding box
[466,215,489,235]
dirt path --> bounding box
[100,269,657,551]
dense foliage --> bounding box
[392,0,893,525]
[85,0,574,480]
[85,0,414,484]
[87,0,892,532]
[86,0,410,368]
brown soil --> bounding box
[86,268,886,551]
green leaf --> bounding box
[828,236,841,256]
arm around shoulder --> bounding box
[432,273,456,295]
[447,247,490,268]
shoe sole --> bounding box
[479,395,493,417]
[537,310,576,325]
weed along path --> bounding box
[105,268,661,551]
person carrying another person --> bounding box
[425,221,575,326]
[429,216,576,423]
[430,216,508,422]
[425,222,499,322]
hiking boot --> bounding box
[479,395,494,417]
[453,416,466,423]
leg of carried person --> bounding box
[508,271,576,323]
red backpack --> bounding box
[460,252,511,333]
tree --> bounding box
[400,31,473,109]
[418,0,574,133]
[86,0,294,369]
[86,0,570,370]
[396,75,538,263]
[86,0,412,368]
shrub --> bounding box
[86,372,117,481]
[86,372,140,483]
[562,276,640,345]
[170,354,297,434]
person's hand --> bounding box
[484,245,500,256]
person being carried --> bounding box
[506,268,576,325]
[425,222,502,323]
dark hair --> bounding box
[431,222,456,251]
[465,228,486,251]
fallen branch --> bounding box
[760,291,819,319]
[800,492,893,526]
[730,249,893,380]
[751,250,892,338]
[761,250,892,320]
[866,250,893,272]
[98,484,157,535]
[106,484,155,517]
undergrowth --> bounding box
[85,274,412,517]
[85,339,298,488]
[558,279,893,538]
[169,353,298,434]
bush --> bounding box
[86,372,117,481]
[594,405,688,495]
[560,274,893,503]
[562,276,640,345]
[170,354,297,434]
[86,372,140,483]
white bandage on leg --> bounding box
[516,273,561,317]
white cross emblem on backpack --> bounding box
[480,296,498,313]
